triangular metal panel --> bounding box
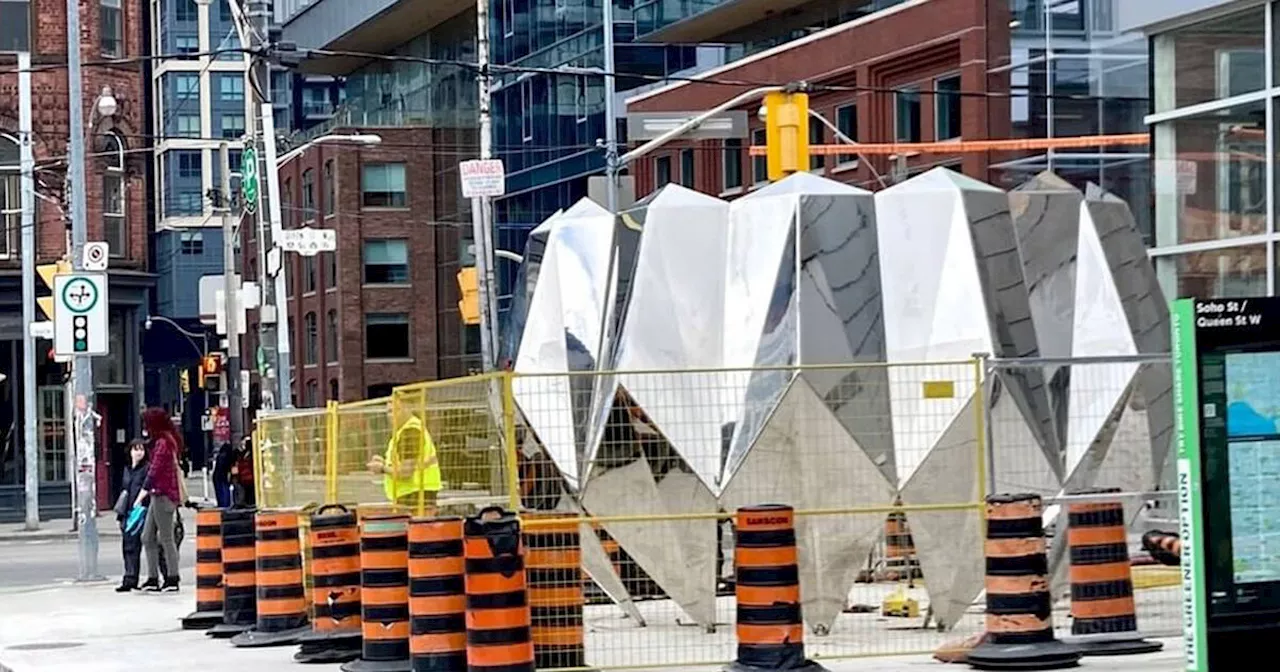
[720,376,896,632]
[899,393,985,631]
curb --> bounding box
[0,529,123,543]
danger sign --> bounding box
[459,159,506,198]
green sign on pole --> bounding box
[241,146,259,213]
[1171,298,1207,672]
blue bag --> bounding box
[125,504,147,535]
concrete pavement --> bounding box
[0,566,1184,672]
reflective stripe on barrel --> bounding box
[310,507,362,633]
[465,509,533,672]
[523,512,585,670]
[255,511,309,633]
[984,494,1053,645]
[1067,489,1138,636]
[361,514,412,663]
[196,509,224,613]
[409,517,466,672]
[734,505,806,670]
[222,508,258,627]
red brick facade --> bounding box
[0,0,148,268]
[252,127,470,404]
[627,0,1011,198]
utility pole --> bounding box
[66,0,102,581]
[473,0,499,371]
[220,143,244,448]
[243,0,291,409]
[601,0,619,216]
[19,51,38,531]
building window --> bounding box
[836,104,858,165]
[219,75,245,102]
[680,149,695,188]
[809,122,825,172]
[575,75,588,122]
[722,138,743,191]
[302,168,316,220]
[654,155,671,188]
[0,0,31,52]
[180,230,203,255]
[329,379,339,401]
[363,239,409,285]
[281,178,293,229]
[503,0,514,37]
[365,313,411,360]
[175,0,196,22]
[305,380,318,407]
[102,133,126,257]
[326,310,338,363]
[174,35,198,56]
[896,87,921,143]
[100,0,123,57]
[304,311,318,365]
[323,160,335,217]
[220,114,245,139]
[361,163,407,208]
[176,114,201,138]
[521,79,534,142]
[935,75,962,141]
[325,252,337,289]
[1,136,19,257]
[303,255,316,293]
[752,129,768,185]
[175,72,199,98]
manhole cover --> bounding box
[6,642,84,651]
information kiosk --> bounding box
[1173,297,1280,671]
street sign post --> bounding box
[276,227,336,256]
[241,146,259,213]
[53,273,108,357]
[460,159,506,198]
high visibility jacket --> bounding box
[384,416,442,501]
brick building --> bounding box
[253,127,472,406]
[626,0,1012,199]
[0,0,153,521]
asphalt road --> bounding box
[0,535,195,591]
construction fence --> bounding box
[252,355,1180,669]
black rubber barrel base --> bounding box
[727,659,828,672]
[231,623,313,648]
[967,640,1082,670]
[1068,637,1163,657]
[341,658,413,672]
[296,628,362,646]
[181,610,223,630]
[207,622,253,639]
[296,641,362,665]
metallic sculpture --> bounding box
[505,168,1173,639]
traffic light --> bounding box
[457,267,480,325]
[763,90,810,181]
[71,315,89,352]
[200,354,222,388]
[35,259,72,321]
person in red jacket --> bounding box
[135,407,185,592]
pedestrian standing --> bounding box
[136,407,187,592]
[211,439,233,508]
[115,440,149,592]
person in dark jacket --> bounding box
[116,440,170,591]
[211,440,233,508]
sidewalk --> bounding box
[0,477,212,542]
[0,567,1184,672]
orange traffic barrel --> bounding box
[967,494,1081,670]
[297,504,363,664]
[464,507,534,672]
[885,511,914,559]
[183,508,224,630]
[1065,490,1161,656]
[209,507,257,639]
[409,517,466,672]
[342,514,412,672]
[233,510,312,647]
[523,512,585,669]
[730,505,824,672]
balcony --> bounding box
[634,0,815,42]
[284,0,471,75]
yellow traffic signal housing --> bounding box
[764,91,810,181]
[35,259,72,321]
[457,267,480,325]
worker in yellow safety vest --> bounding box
[367,415,441,511]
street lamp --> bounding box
[95,86,118,119]
[276,134,383,166]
